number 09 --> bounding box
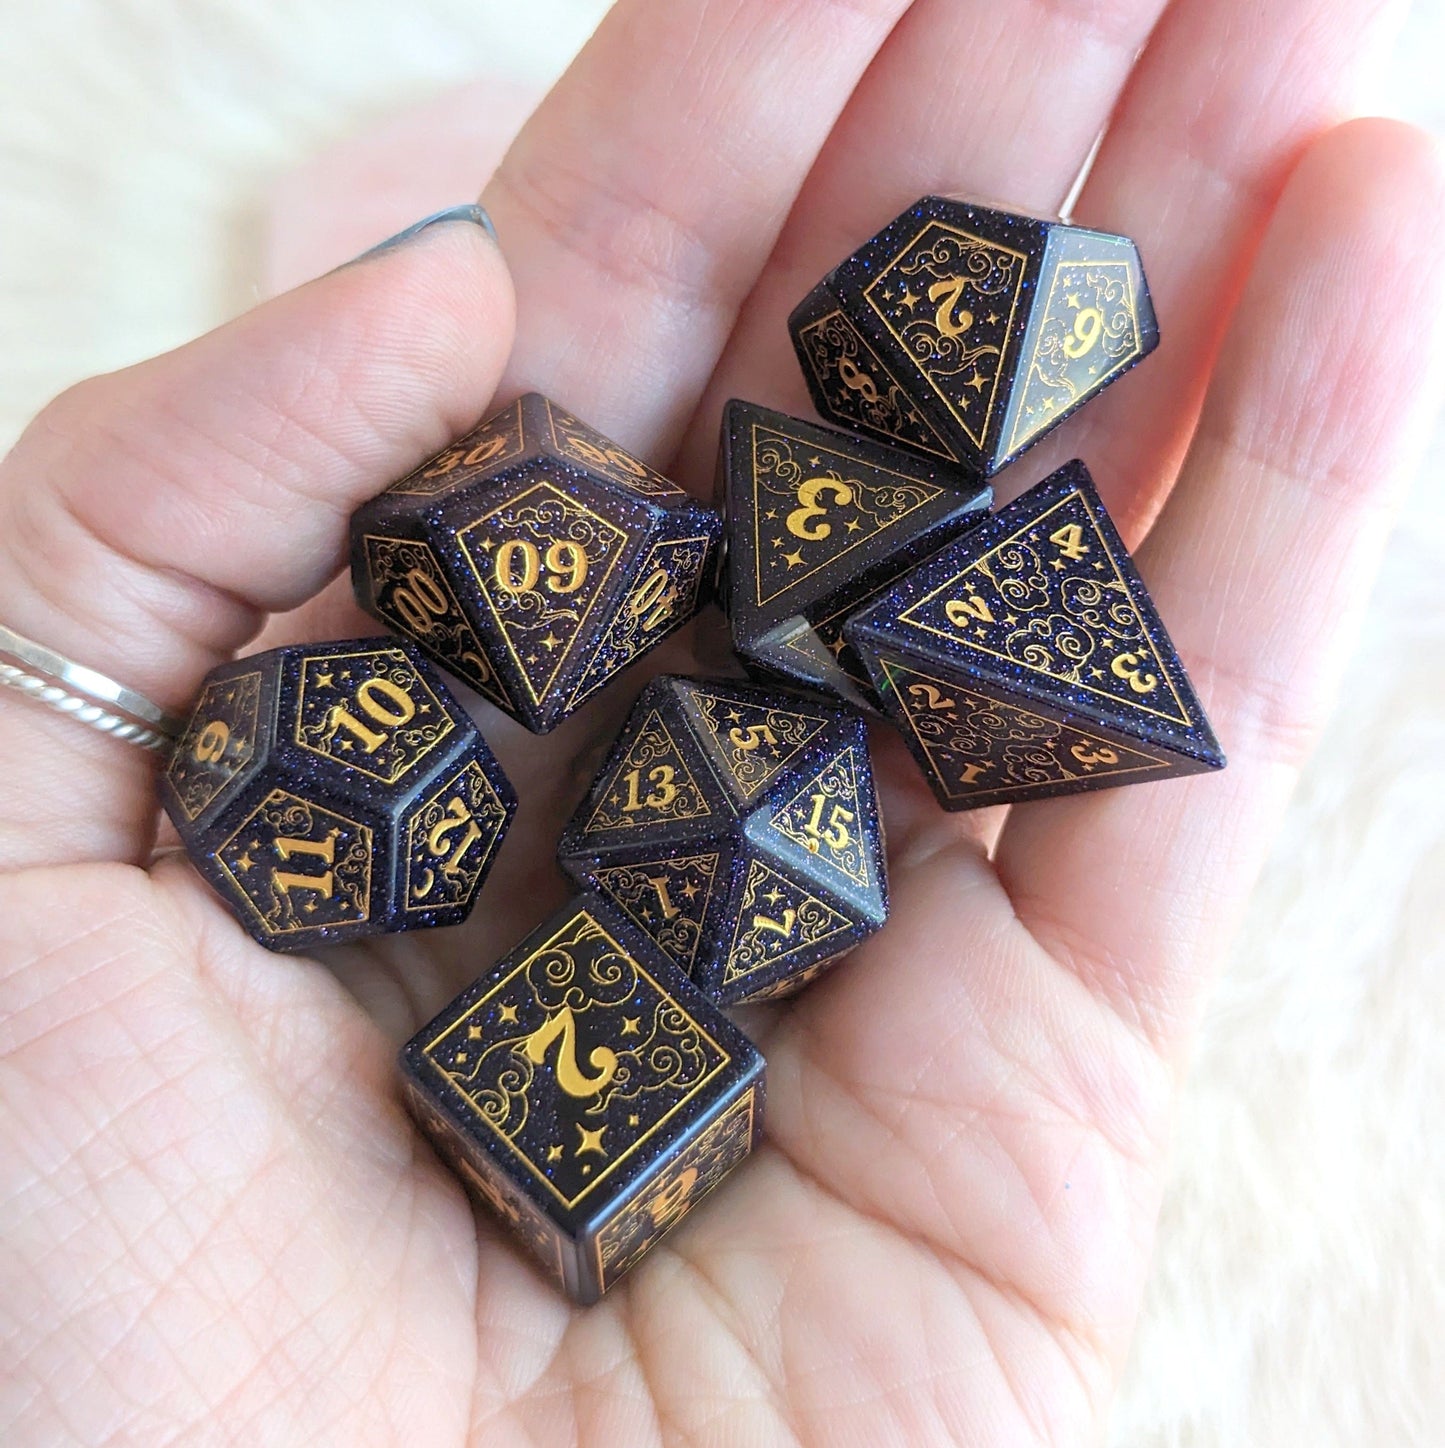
[494,539,589,595]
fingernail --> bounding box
[341,204,498,268]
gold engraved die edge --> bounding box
[896,490,1194,727]
[421,910,732,1211]
[167,669,264,822]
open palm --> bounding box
[3,1,1442,1443]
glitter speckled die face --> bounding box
[557,676,888,1004]
[789,197,1159,478]
[351,393,722,734]
[400,893,765,1304]
[159,638,516,951]
[716,399,991,710]
[844,461,1224,810]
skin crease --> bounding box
[0,0,1443,1443]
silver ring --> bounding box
[0,623,186,753]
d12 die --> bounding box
[351,392,722,734]
[716,398,990,708]
[844,460,1224,810]
[400,892,764,1304]
[160,638,516,951]
[790,197,1159,479]
[557,676,887,1004]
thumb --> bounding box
[0,208,515,871]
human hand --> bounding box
[2,0,1442,1442]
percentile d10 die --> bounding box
[790,197,1159,479]
[400,893,765,1303]
[351,393,722,733]
[160,638,516,950]
[845,462,1223,810]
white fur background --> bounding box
[0,2,1441,1444]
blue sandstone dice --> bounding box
[844,460,1224,810]
[790,197,1159,478]
[557,675,888,1004]
[400,892,765,1303]
[351,393,722,733]
[160,637,516,951]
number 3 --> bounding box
[786,478,855,542]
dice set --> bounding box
[161,196,1218,1302]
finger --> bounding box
[1013,0,1410,536]
[993,118,1445,1049]
[673,0,1174,479]
[482,0,918,458]
[0,217,514,871]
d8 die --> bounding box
[351,393,722,734]
[717,398,990,709]
[844,461,1224,810]
[400,893,765,1304]
[160,638,516,951]
[790,197,1159,478]
[557,676,887,1005]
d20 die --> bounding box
[400,892,765,1304]
[160,638,516,951]
[351,392,722,734]
[844,460,1224,810]
[557,676,887,1005]
[790,197,1159,478]
[716,399,990,709]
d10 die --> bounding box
[557,676,887,1005]
[790,197,1159,479]
[716,399,990,708]
[351,392,722,734]
[160,638,516,951]
[844,461,1224,810]
[400,892,764,1304]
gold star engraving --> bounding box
[845,519,862,533]
[1050,559,1066,571]
[547,1144,563,1162]
[498,1003,519,1024]
[901,288,921,309]
[315,672,334,688]
[965,371,988,393]
[680,881,699,901]
[628,1114,640,1126]
[236,853,253,872]
[986,312,1000,325]
[763,888,783,906]
[577,1125,608,1157]
[467,1025,484,1041]
[783,550,805,568]
[620,1017,641,1036]
[1066,292,1082,308]
[541,633,561,652]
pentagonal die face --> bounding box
[789,197,1159,478]
[161,639,516,952]
[351,393,722,734]
[557,676,889,1005]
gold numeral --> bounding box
[622,765,678,813]
[628,567,680,631]
[959,763,989,785]
[837,356,880,403]
[1070,743,1119,766]
[785,478,855,542]
[494,539,589,596]
[648,1167,699,1226]
[565,434,647,477]
[421,433,508,478]
[1048,523,1090,561]
[272,831,337,898]
[728,724,777,753]
[928,276,974,339]
[1062,306,1103,360]
[752,909,796,938]
[1110,653,1159,695]
[389,566,450,636]
[522,1006,619,1099]
[945,595,994,627]
[804,793,854,851]
[907,682,955,712]
[193,719,230,762]
[647,874,680,920]
[326,677,417,755]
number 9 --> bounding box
[1063,305,1104,360]
[545,541,588,594]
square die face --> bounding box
[402,898,757,1241]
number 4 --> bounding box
[1049,522,1090,561]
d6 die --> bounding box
[558,676,887,1004]
[161,638,516,951]
[400,893,765,1304]
[351,393,722,733]
[717,398,989,708]
[845,461,1224,810]
[790,197,1158,478]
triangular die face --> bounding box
[455,478,631,707]
[538,396,687,502]
[791,303,960,463]
[877,656,1174,808]
[767,745,881,903]
[895,472,1207,733]
[733,414,947,614]
[999,229,1154,461]
[678,682,833,802]
[723,859,855,994]
[582,708,720,837]
[590,851,725,977]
